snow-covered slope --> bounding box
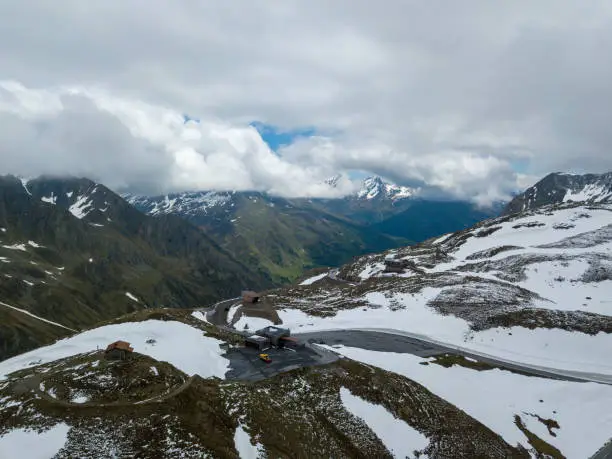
[328,345,612,459]
[125,190,234,216]
[0,319,229,381]
[268,202,612,373]
[504,171,612,215]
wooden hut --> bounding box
[104,340,134,360]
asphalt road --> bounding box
[203,297,240,326]
[204,297,612,385]
[296,328,612,385]
[297,330,444,357]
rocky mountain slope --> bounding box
[269,201,612,370]
[1,305,611,458]
[2,174,611,458]
[126,176,496,283]
[0,175,268,360]
[0,310,544,458]
[241,199,611,457]
[504,171,612,215]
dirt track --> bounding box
[13,374,197,408]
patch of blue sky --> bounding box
[250,121,316,152]
[183,114,200,124]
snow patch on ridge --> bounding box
[340,387,428,457]
[69,195,94,219]
[0,320,229,380]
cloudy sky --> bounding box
[1,1,612,203]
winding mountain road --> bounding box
[295,328,612,385]
[204,295,612,385]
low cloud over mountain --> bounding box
[2,1,612,203]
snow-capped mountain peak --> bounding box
[356,176,417,201]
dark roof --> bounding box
[105,340,134,353]
[256,326,290,337]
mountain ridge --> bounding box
[0,174,270,360]
[503,171,612,215]
[125,175,496,282]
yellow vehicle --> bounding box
[259,353,272,363]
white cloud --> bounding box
[0,81,354,197]
[1,1,612,202]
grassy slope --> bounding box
[0,176,270,359]
[0,306,73,361]
[204,194,407,284]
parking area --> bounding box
[224,341,338,382]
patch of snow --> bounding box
[88,258,93,263]
[150,366,159,376]
[0,320,229,380]
[66,191,73,198]
[91,360,99,368]
[520,259,612,315]
[234,315,274,331]
[432,233,451,245]
[27,240,44,248]
[71,394,89,404]
[299,272,328,285]
[0,228,6,233]
[564,183,611,203]
[191,311,209,323]
[340,387,428,457]
[0,301,76,332]
[41,193,57,205]
[22,280,34,287]
[331,346,612,459]
[0,423,70,459]
[445,207,612,268]
[19,178,31,196]
[125,292,139,302]
[227,304,241,324]
[68,195,94,219]
[89,223,104,227]
[1,244,27,251]
[233,424,265,459]
[358,262,385,280]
